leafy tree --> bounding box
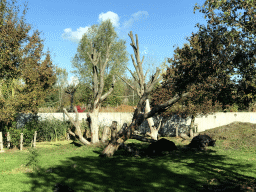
[64,24,123,144]
[62,19,129,144]
[73,81,93,108]
[54,66,69,110]
[102,76,125,107]
[193,0,256,110]
[0,0,57,128]
[156,22,242,133]
[150,0,256,138]
[71,19,129,106]
[101,7,256,156]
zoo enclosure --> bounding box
[15,112,256,136]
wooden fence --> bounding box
[0,131,58,152]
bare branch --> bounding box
[86,41,112,108]
[130,54,142,82]
[143,83,147,93]
[117,74,135,91]
[156,118,163,131]
[74,106,79,123]
[141,55,145,68]
[146,68,162,93]
[128,31,136,51]
[126,66,139,83]
[63,108,78,127]
[156,75,163,83]
[137,87,142,98]
[144,68,149,80]
[98,42,112,99]
[144,92,190,119]
[100,75,116,101]
[87,42,101,65]
[138,55,144,80]
[63,107,91,145]
[134,34,144,85]
[67,128,76,137]
[136,34,139,58]
[87,42,102,100]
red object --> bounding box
[76,105,86,113]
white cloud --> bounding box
[62,10,149,43]
[141,46,148,55]
[69,76,79,86]
[62,26,90,43]
[64,28,72,33]
[62,12,120,43]
[98,11,120,28]
[132,11,149,21]
[123,11,149,29]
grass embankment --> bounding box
[0,122,255,192]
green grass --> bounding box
[0,122,256,192]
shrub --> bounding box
[6,122,21,148]
[25,147,41,171]
[34,117,70,142]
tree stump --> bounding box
[101,126,110,143]
[110,121,117,143]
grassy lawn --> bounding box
[0,122,256,192]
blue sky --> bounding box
[15,0,209,85]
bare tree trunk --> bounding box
[145,121,162,140]
[63,107,91,145]
[190,115,195,138]
[110,121,117,142]
[145,99,161,140]
[90,107,100,143]
[100,121,133,157]
[145,99,154,127]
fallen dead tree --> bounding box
[100,89,190,157]
[100,31,190,157]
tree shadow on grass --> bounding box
[22,144,256,192]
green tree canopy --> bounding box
[71,19,129,106]
[0,0,57,126]
[151,0,256,117]
[193,0,256,110]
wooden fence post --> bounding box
[0,132,4,153]
[175,125,179,138]
[20,133,23,151]
[33,131,37,148]
[194,123,198,133]
[7,132,10,149]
